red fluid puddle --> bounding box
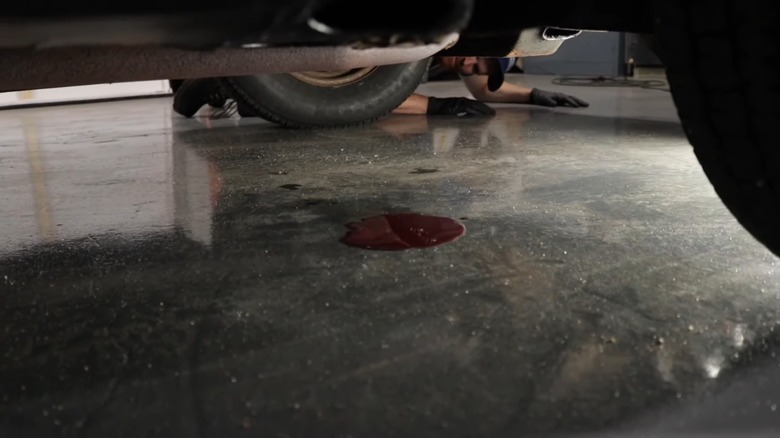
[341,213,466,250]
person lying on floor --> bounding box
[170,56,588,118]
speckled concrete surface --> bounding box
[2,75,780,437]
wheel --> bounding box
[654,0,780,255]
[218,59,431,129]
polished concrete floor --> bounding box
[3,75,780,437]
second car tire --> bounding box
[655,0,780,256]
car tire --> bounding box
[655,0,780,255]
[218,59,431,129]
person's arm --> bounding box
[461,75,589,107]
[392,92,495,116]
[461,75,532,103]
[392,93,429,115]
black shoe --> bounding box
[172,78,229,118]
[237,103,256,118]
[169,79,185,93]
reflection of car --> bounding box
[3,1,780,262]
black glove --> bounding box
[427,97,496,116]
[530,88,589,108]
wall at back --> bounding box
[522,31,624,77]
[0,81,171,108]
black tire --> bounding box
[218,59,431,129]
[655,0,780,255]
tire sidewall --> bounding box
[223,59,430,128]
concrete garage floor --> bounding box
[3,75,780,437]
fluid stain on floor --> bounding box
[341,213,466,250]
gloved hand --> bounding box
[530,88,589,108]
[427,97,496,116]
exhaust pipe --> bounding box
[440,27,581,57]
[0,33,458,92]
